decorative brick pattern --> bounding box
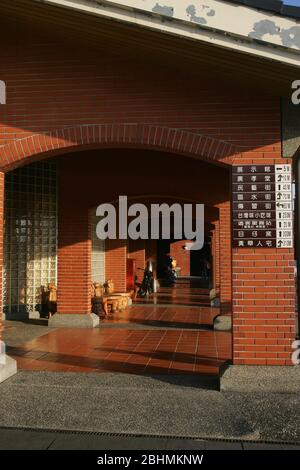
[0,124,238,172]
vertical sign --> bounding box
[275,164,293,248]
[232,164,293,248]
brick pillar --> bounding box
[170,240,190,276]
[105,239,127,292]
[212,221,220,292]
[232,248,296,365]
[0,173,3,340]
[57,205,91,315]
[128,239,145,283]
[218,201,232,315]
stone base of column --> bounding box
[220,365,300,393]
[213,314,232,331]
[0,355,17,384]
[48,313,99,328]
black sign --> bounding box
[232,165,293,248]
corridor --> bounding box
[6,279,232,377]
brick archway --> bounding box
[0,123,240,172]
[0,123,236,370]
[0,125,234,333]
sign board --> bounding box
[232,165,293,248]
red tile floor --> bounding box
[135,284,210,307]
[9,280,232,376]
[101,305,216,328]
[9,328,231,375]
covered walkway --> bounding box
[5,280,231,376]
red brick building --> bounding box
[0,0,299,382]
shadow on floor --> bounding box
[101,318,213,330]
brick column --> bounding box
[57,205,91,315]
[218,201,232,315]
[170,240,190,276]
[212,221,220,292]
[105,239,127,292]
[0,173,4,341]
[128,239,145,283]
[50,200,97,327]
[232,248,295,365]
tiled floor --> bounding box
[9,328,231,375]
[101,305,216,328]
[8,279,232,376]
[135,281,210,306]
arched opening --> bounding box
[3,145,232,377]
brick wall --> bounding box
[0,19,296,364]
[0,173,3,338]
[105,240,127,293]
[218,202,232,315]
[232,148,295,365]
[57,200,91,315]
[128,239,146,283]
[232,247,295,365]
[170,240,190,276]
[0,24,281,163]
[212,221,220,292]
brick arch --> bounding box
[0,124,240,171]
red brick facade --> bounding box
[232,249,295,365]
[212,221,220,293]
[170,240,191,277]
[105,240,127,293]
[57,189,91,314]
[218,202,232,315]
[0,20,296,366]
[0,173,4,336]
[128,240,146,283]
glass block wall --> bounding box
[90,210,105,284]
[3,162,57,319]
